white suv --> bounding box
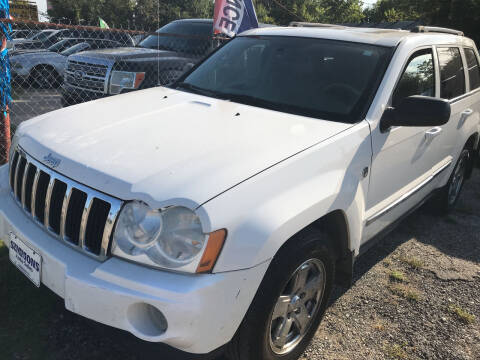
[1,25,479,360]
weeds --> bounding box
[400,256,424,270]
[389,270,406,282]
[389,284,421,302]
[384,342,408,359]
[448,304,476,324]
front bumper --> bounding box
[0,164,268,354]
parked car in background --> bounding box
[10,29,39,39]
[12,37,91,56]
[10,29,60,51]
[12,28,134,52]
[11,39,123,88]
[61,19,215,105]
[2,25,480,360]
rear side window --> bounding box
[465,48,480,90]
[393,49,435,107]
[437,47,466,99]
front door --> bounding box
[363,47,449,242]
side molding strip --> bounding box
[366,161,452,226]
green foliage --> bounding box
[47,0,365,30]
[48,0,214,30]
[254,0,364,25]
[365,0,480,44]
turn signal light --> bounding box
[196,229,227,273]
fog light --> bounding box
[127,303,168,338]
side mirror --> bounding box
[380,95,451,132]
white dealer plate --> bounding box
[9,231,42,287]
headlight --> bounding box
[109,71,145,95]
[112,201,225,273]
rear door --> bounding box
[434,45,480,182]
[460,47,480,155]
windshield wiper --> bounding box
[175,82,220,98]
[219,93,288,111]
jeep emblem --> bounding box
[43,153,61,169]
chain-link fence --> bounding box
[0,18,229,164]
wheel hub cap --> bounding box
[268,258,326,355]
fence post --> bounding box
[0,36,9,164]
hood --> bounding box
[11,51,61,60]
[75,47,179,61]
[17,87,352,207]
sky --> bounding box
[31,0,48,21]
[363,0,378,8]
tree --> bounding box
[134,0,213,30]
[364,0,480,46]
[48,0,135,27]
[254,0,364,25]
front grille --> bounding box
[64,59,109,94]
[9,148,123,260]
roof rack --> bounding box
[289,22,345,29]
[412,26,464,36]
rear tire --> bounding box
[226,228,335,360]
[431,148,470,214]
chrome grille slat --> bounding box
[20,162,30,208]
[59,185,73,240]
[100,201,122,258]
[9,147,123,261]
[79,195,94,250]
[43,177,55,229]
[13,154,22,199]
[30,168,40,219]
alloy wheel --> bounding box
[268,258,326,355]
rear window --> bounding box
[437,47,466,99]
[465,48,480,91]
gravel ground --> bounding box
[2,170,479,360]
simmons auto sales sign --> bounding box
[214,0,259,37]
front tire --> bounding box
[226,229,335,360]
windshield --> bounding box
[61,43,89,56]
[177,36,392,123]
[30,30,56,42]
[139,21,212,54]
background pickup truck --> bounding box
[60,19,215,106]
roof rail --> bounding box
[412,26,464,36]
[289,22,345,29]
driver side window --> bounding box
[392,49,435,108]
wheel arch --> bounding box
[274,209,353,287]
[30,63,58,76]
[29,64,61,87]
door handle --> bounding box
[425,127,442,140]
[461,109,474,118]
[459,108,474,127]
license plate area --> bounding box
[9,231,42,287]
